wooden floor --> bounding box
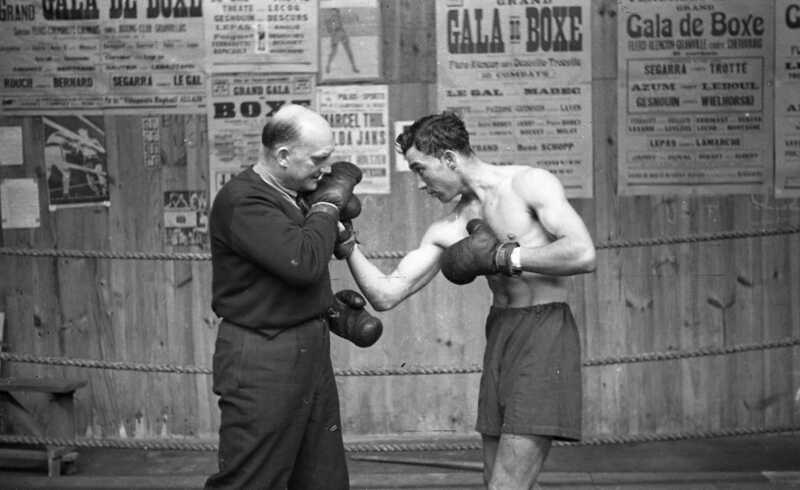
[0,435,798,489]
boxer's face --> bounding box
[406,147,462,202]
[280,126,335,192]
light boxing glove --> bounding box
[439,219,520,285]
[327,290,383,347]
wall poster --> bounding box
[42,115,109,210]
[617,0,775,195]
[316,85,390,194]
[164,189,208,247]
[205,0,318,74]
[208,73,316,203]
[318,0,382,82]
[775,0,800,198]
[1,178,40,229]
[0,0,206,114]
[436,0,594,198]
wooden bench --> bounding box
[0,376,87,476]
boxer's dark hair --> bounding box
[261,117,300,149]
[396,111,473,158]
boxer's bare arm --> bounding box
[346,222,450,311]
[514,168,596,275]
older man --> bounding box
[206,104,381,489]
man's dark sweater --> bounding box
[209,167,338,330]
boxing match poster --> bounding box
[204,0,318,74]
[316,85,390,194]
[99,0,206,113]
[0,0,105,113]
[42,115,110,210]
[774,0,800,198]
[207,73,316,204]
[617,0,775,196]
[435,0,594,199]
[163,190,209,247]
[0,0,205,114]
[318,0,382,82]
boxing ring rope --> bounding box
[1,224,799,261]
[2,335,800,375]
[0,422,796,453]
[1,225,799,453]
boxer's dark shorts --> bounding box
[476,302,582,441]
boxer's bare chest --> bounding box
[480,179,550,249]
[438,170,550,249]
[480,178,568,306]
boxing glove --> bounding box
[334,220,358,260]
[328,290,383,348]
[306,161,362,212]
[439,219,520,285]
[340,194,361,221]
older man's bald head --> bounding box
[273,103,328,127]
[261,103,332,150]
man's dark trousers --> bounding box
[205,317,349,489]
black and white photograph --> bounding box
[0,1,798,489]
[43,115,109,210]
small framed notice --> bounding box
[0,126,23,167]
[1,178,41,229]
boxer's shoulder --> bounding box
[422,209,472,249]
[508,166,566,204]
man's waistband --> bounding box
[489,302,568,313]
[220,314,327,340]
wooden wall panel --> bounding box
[329,81,488,435]
[580,0,625,438]
[0,0,798,443]
[381,0,437,83]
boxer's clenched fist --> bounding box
[440,219,519,284]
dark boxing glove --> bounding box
[333,195,361,259]
[328,290,383,348]
[306,161,362,213]
[340,194,362,221]
[334,220,358,260]
[439,219,520,285]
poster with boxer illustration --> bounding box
[319,0,382,81]
[42,115,110,210]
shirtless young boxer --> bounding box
[337,112,596,489]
